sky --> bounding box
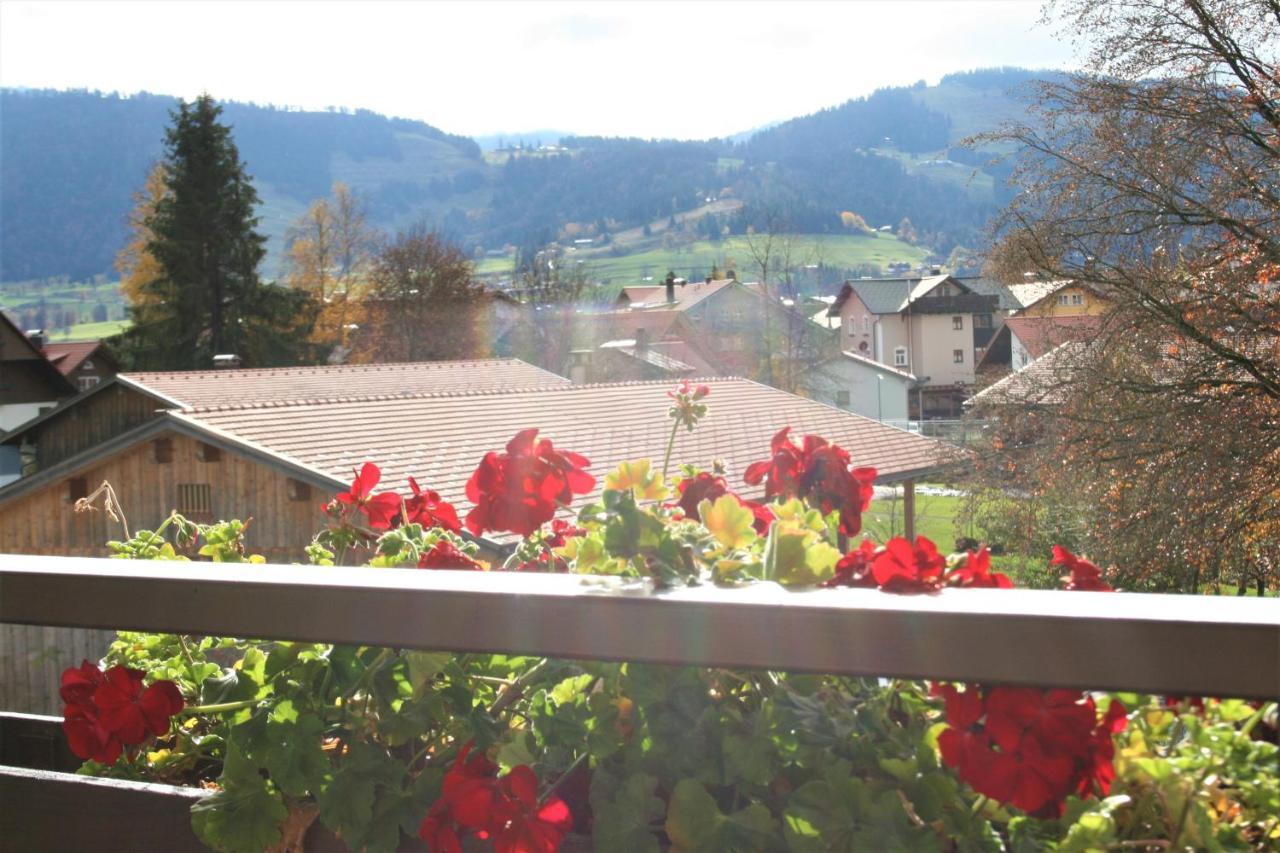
[0,1,1077,139]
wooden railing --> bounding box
[2,554,1278,700]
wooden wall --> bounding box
[26,384,161,471]
[0,429,329,713]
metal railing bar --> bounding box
[2,555,1277,698]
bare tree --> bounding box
[972,0,1280,591]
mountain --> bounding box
[0,69,1044,283]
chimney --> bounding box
[26,329,46,349]
[705,275,712,284]
[665,271,677,303]
[212,354,242,369]
[930,265,942,276]
[634,327,649,352]
[728,269,737,280]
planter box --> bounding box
[0,713,590,851]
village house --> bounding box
[0,359,570,488]
[0,376,953,561]
[976,280,1112,374]
[40,339,120,393]
[825,274,1010,418]
[0,312,78,437]
[799,350,916,423]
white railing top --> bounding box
[2,554,1277,698]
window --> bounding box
[1057,294,1070,306]
[835,390,850,408]
[862,315,871,333]
[952,316,963,330]
[177,483,213,521]
[153,438,174,464]
[953,349,965,364]
[287,479,313,502]
[77,376,100,392]
[196,442,222,463]
[894,347,908,367]
[974,313,993,329]
[1071,293,1085,306]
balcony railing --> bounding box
[2,553,1277,700]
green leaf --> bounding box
[316,740,403,843]
[764,526,839,587]
[591,772,665,853]
[665,778,780,852]
[261,712,329,798]
[404,651,451,692]
[605,459,670,501]
[191,742,287,853]
[699,494,758,550]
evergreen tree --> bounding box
[115,94,314,368]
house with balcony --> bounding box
[826,274,1006,418]
[0,312,77,437]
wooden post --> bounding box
[903,479,916,540]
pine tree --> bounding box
[116,94,314,368]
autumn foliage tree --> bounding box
[350,227,489,363]
[283,182,376,359]
[971,0,1280,592]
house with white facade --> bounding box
[825,274,1008,418]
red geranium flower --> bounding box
[336,462,404,531]
[935,683,1128,818]
[60,662,184,765]
[63,703,121,765]
[823,539,879,588]
[418,539,484,571]
[419,742,572,853]
[93,665,185,745]
[1052,546,1113,591]
[464,429,594,537]
[675,472,774,535]
[743,427,875,536]
[947,547,1013,589]
[872,536,946,593]
[60,659,106,705]
[405,477,462,533]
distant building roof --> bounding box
[967,342,1090,408]
[598,340,697,374]
[828,274,1006,317]
[1006,280,1069,310]
[41,340,117,376]
[1005,315,1103,360]
[617,278,741,312]
[2,358,570,443]
[119,358,570,408]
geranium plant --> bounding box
[61,385,1278,852]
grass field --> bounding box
[483,232,930,284]
[863,490,969,546]
[45,319,129,341]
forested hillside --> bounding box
[0,69,1041,283]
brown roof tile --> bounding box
[121,359,570,408]
[174,378,955,516]
[41,341,103,375]
[1005,316,1103,359]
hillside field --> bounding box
[477,232,929,283]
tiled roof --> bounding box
[174,379,954,515]
[599,340,697,374]
[846,279,915,314]
[120,359,570,408]
[1006,280,1069,310]
[1005,316,1102,359]
[835,350,917,381]
[619,279,740,312]
[42,341,103,375]
[967,343,1089,407]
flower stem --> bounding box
[660,418,680,481]
[183,698,260,715]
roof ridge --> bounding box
[121,357,529,381]
[177,376,743,414]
